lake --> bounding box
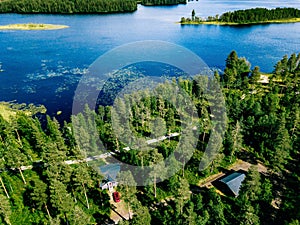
[0,0,299,121]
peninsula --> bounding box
[180,7,300,25]
[0,52,299,225]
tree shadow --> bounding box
[236,150,259,165]
[110,205,127,221]
[93,212,113,225]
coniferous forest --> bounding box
[180,7,300,25]
[0,52,299,224]
[0,0,137,14]
[0,0,187,14]
[219,7,300,23]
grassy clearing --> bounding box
[0,101,46,121]
[180,17,300,26]
[0,102,16,121]
[0,23,69,30]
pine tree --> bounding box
[117,171,137,219]
[69,206,92,225]
[239,165,261,201]
[226,51,239,69]
[251,66,261,83]
[148,151,166,198]
[4,135,28,184]
[0,143,9,199]
[131,201,151,225]
[172,175,191,216]
[182,201,197,225]
[31,180,51,219]
[191,9,195,21]
[230,120,243,162]
[72,164,93,209]
[176,129,195,177]
[239,200,260,225]
[290,106,300,150]
[272,116,292,172]
[207,190,226,225]
[49,180,75,224]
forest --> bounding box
[180,7,300,24]
[0,51,299,224]
[219,7,300,23]
[0,0,187,14]
[0,0,137,14]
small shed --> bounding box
[219,172,245,197]
[99,164,120,192]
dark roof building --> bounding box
[219,172,245,197]
[100,164,120,181]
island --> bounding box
[0,23,69,30]
[0,0,137,14]
[141,0,186,6]
[0,0,188,14]
[180,7,300,25]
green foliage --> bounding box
[251,66,261,83]
[30,180,49,212]
[68,206,92,225]
[171,175,191,216]
[0,194,12,225]
[49,180,75,220]
[223,50,251,88]
[219,7,300,23]
[239,166,261,201]
[0,111,111,224]
[181,7,300,25]
[131,202,151,225]
[0,0,137,14]
[0,51,299,224]
[93,51,299,224]
[288,220,300,225]
[117,171,137,202]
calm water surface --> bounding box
[0,0,299,120]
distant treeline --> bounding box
[0,0,137,14]
[141,0,186,6]
[219,7,300,23]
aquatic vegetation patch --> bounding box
[0,23,69,30]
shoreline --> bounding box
[0,23,69,30]
[179,17,300,26]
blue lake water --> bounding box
[0,0,299,121]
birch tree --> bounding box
[117,171,137,219]
[0,193,12,225]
